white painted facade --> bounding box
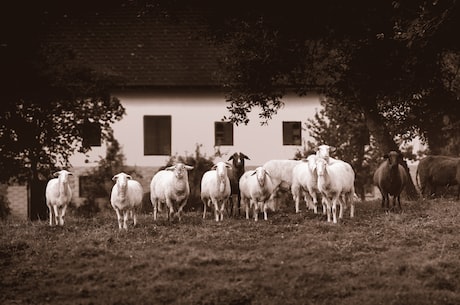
[70,90,322,168]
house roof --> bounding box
[47,6,221,88]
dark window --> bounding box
[144,115,172,155]
[283,121,302,145]
[215,121,233,146]
[82,121,101,147]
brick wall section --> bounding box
[7,185,28,219]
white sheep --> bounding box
[110,172,143,230]
[291,154,322,214]
[315,157,356,224]
[316,144,339,164]
[150,163,194,221]
[262,159,302,211]
[201,161,232,221]
[239,167,275,221]
[45,170,73,226]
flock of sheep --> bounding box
[45,145,411,229]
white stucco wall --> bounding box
[69,90,322,167]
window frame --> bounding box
[214,121,234,146]
[144,115,172,156]
[282,121,302,146]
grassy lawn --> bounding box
[1,199,460,305]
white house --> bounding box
[7,5,322,218]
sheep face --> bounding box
[112,173,132,197]
[228,152,250,169]
[386,151,400,169]
[213,162,231,180]
[54,170,73,183]
[315,158,328,177]
[252,167,269,187]
[167,163,194,179]
[317,145,336,161]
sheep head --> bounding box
[53,170,73,184]
[112,172,132,198]
[212,162,231,192]
[384,151,401,170]
[315,158,328,177]
[166,163,194,179]
[252,167,270,187]
[228,152,250,169]
[316,145,336,162]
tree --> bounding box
[77,130,141,216]
[206,1,460,199]
[1,1,127,184]
[305,98,374,200]
[0,44,125,184]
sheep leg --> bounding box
[122,211,129,230]
[132,210,137,227]
[167,202,174,221]
[177,200,187,221]
[321,197,327,215]
[322,196,332,222]
[242,198,250,220]
[52,205,60,227]
[332,197,338,224]
[152,198,158,221]
[219,199,226,221]
[212,198,219,222]
[60,204,67,226]
[305,191,316,214]
[115,208,123,229]
[252,200,259,221]
[48,205,54,226]
[293,191,300,214]
[384,192,391,212]
[397,195,402,211]
[338,196,344,219]
[202,199,208,219]
[263,203,268,221]
[350,195,355,218]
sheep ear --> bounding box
[185,165,194,170]
[126,175,132,180]
[112,174,119,181]
[211,164,217,170]
[67,172,73,176]
[250,171,257,176]
[383,154,389,159]
[264,169,271,177]
[241,153,250,160]
[228,154,235,161]
[225,163,232,169]
[53,171,60,177]
[165,165,176,171]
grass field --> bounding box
[1,199,460,305]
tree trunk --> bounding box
[361,102,419,200]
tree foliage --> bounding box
[0,44,125,183]
[76,130,141,217]
[0,2,126,183]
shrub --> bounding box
[76,131,142,217]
